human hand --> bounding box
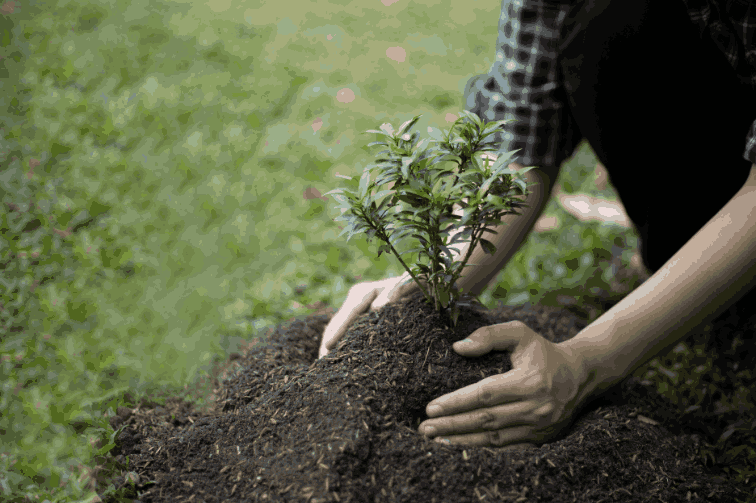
[319,272,428,359]
[418,321,591,449]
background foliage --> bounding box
[0,0,753,501]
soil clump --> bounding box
[102,256,756,503]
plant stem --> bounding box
[357,205,433,303]
[431,150,483,300]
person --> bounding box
[319,0,756,449]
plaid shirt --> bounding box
[464,0,756,169]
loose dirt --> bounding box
[101,253,756,503]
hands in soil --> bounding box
[418,320,591,449]
[319,272,427,358]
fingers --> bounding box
[430,425,536,449]
[418,381,539,448]
[419,401,537,448]
[370,272,414,311]
[319,285,380,358]
[319,273,427,359]
[426,321,542,417]
[425,373,521,420]
[452,321,527,357]
[419,319,585,449]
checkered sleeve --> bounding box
[679,0,756,163]
[463,0,582,170]
[744,121,756,165]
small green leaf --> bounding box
[379,123,395,136]
[400,247,426,256]
[397,115,423,137]
[426,127,446,142]
[480,119,511,134]
[366,140,391,148]
[365,128,392,137]
[479,238,497,255]
[414,263,431,276]
[437,288,450,308]
[411,233,429,247]
[358,170,371,199]
[451,304,460,327]
[376,244,392,258]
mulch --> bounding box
[99,253,756,503]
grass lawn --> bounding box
[0,0,754,501]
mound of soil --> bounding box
[101,257,756,503]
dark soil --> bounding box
[99,253,756,503]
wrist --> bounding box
[558,337,615,411]
[558,318,639,406]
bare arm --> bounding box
[563,164,756,403]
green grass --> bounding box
[0,0,753,501]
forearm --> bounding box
[449,162,554,297]
[563,165,756,403]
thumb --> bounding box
[452,321,526,357]
[372,272,421,311]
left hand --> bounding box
[418,321,592,449]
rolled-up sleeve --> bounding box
[464,0,582,170]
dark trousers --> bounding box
[558,0,755,274]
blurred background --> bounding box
[0,0,689,501]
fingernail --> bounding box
[427,405,442,416]
[423,426,437,436]
[435,437,449,444]
[455,338,472,347]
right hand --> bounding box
[319,272,427,359]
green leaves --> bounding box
[326,112,540,328]
[396,115,423,138]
